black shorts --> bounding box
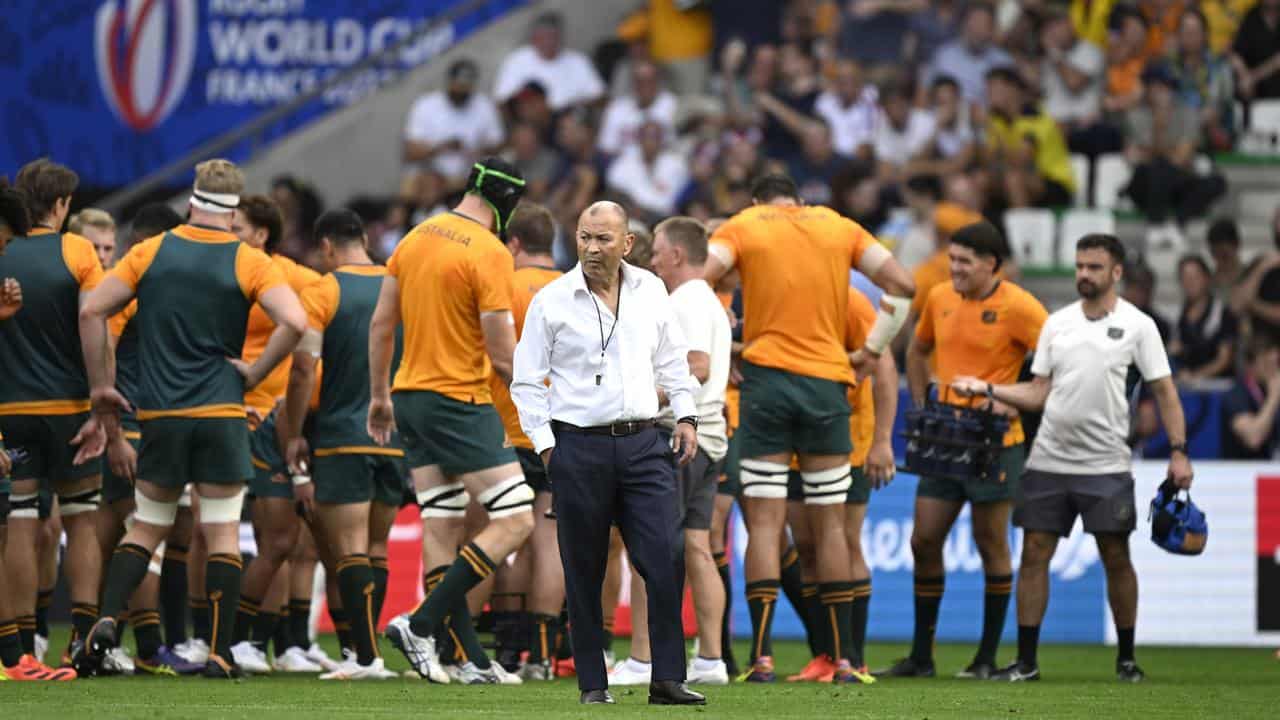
[1013,469,1136,537]
[678,447,721,531]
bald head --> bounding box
[577,201,633,289]
[582,201,628,228]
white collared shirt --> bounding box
[511,262,700,454]
[656,278,731,461]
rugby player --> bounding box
[704,173,914,683]
[881,221,1047,679]
[788,288,898,683]
[0,159,107,676]
[953,233,1193,683]
[375,158,535,684]
[0,180,73,681]
[68,208,117,270]
[227,194,325,675]
[613,217,732,686]
[481,203,565,682]
[80,159,307,679]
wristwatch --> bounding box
[677,416,699,430]
[1170,443,1188,456]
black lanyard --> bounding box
[589,285,621,386]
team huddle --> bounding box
[0,154,1191,691]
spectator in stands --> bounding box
[1124,261,1174,343]
[619,0,714,95]
[982,66,1076,209]
[711,0,784,56]
[789,121,851,206]
[905,76,978,179]
[1070,0,1117,48]
[1122,64,1227,227]
[1222,336,1280,459]
[1233,205,1280,342]
[837,0,925,73]
[720,40,777,131]
[894,173,944,270]
[1230,0,1280,100]
[922,3,1013,104]
[1202,0,1257,55]
[1172,254,1239,379]
[403,59,504,200]
[1139,0,1192,58]
[756,43,823,165]
[597,59,678,157]
[1163,7,1237,150]
[494,12,605,111]
[910,0,966,66]
[1104,5,1152,116]
[507,121,561,202]
[506,81,556,141]
[1040,8,1123,157]
[874,81,935,184]
[548,110,605,248]
[1208,218,1250,295]
[815,59,880,162]
[605,120,690,220]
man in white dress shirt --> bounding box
[611,217,732,688]
[511,201,705,706]
[952,233,1193,684]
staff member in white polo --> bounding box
[611,216,733,687]
[952,233,1193,685]
[511,201,706,707]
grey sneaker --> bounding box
[518,660,552,681]
[385,615,448,683]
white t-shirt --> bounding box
[932,114,975,159]
[604,147,690,217]
[1027,299,1172,475]
[874,109,936,167]
[815,87,880,158]
[403,91,505,181]
[493,45,606,111]
[1041,41,1105,123]
[658,278,731,460]
[597,91,678,156]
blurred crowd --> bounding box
[70,1,1280,457]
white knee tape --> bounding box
[418,482,469,519]
[801,466,852,506]
[198,488,246,523]
[740,459,790,500]
[149,541,166,576]
[476,476,534,519]
[177,486,192,508]
[9,493,39,519]
[58,488,102,516]
[134,489,179,527]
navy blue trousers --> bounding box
[550,426,686,691]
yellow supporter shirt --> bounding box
[987,108,1076,195]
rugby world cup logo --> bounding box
[94,0,197,132]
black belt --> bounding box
[551,419,656,437]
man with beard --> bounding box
[403,58,505,197]
[952,233,1193,683]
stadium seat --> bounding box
[1069,154,1090,208]
[1251,99,1280,134]
[1057,209,1116,267]
[1093,154,1132,210]
[1003,208,1057,268]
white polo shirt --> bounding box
[493,45,605,111]
[1027,298,1171,475]
[403,91,505,181]
[657,278,731,461]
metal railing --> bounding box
[98,0,527,215]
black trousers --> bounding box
[550,426,686,691]
[1124,157,1226,223]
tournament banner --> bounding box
[0,0,525,187]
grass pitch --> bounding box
[4,630,1276,719]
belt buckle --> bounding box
[610,422,626,437]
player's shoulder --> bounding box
[999,280,1046,310]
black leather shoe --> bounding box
[648,680,706,705]
[580,689,615,704]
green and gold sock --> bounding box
[35,589,54,638]
[409,543,496,638]
[70,602,99,643]
[233,595,261,646]
[132,609,164,660]
[851,579,871,667]
[0,620,24,667]
[910,574,945,664]
[977,574,1012,665]
[206,553,244,661]
[745,579,780,662]
[819,582,855,664]
[288,599,311,650]
[102,544,153,620]
[336,554,378,666]
[190,598,211,644]
[370,556,389,627]
[161,545,189,646]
